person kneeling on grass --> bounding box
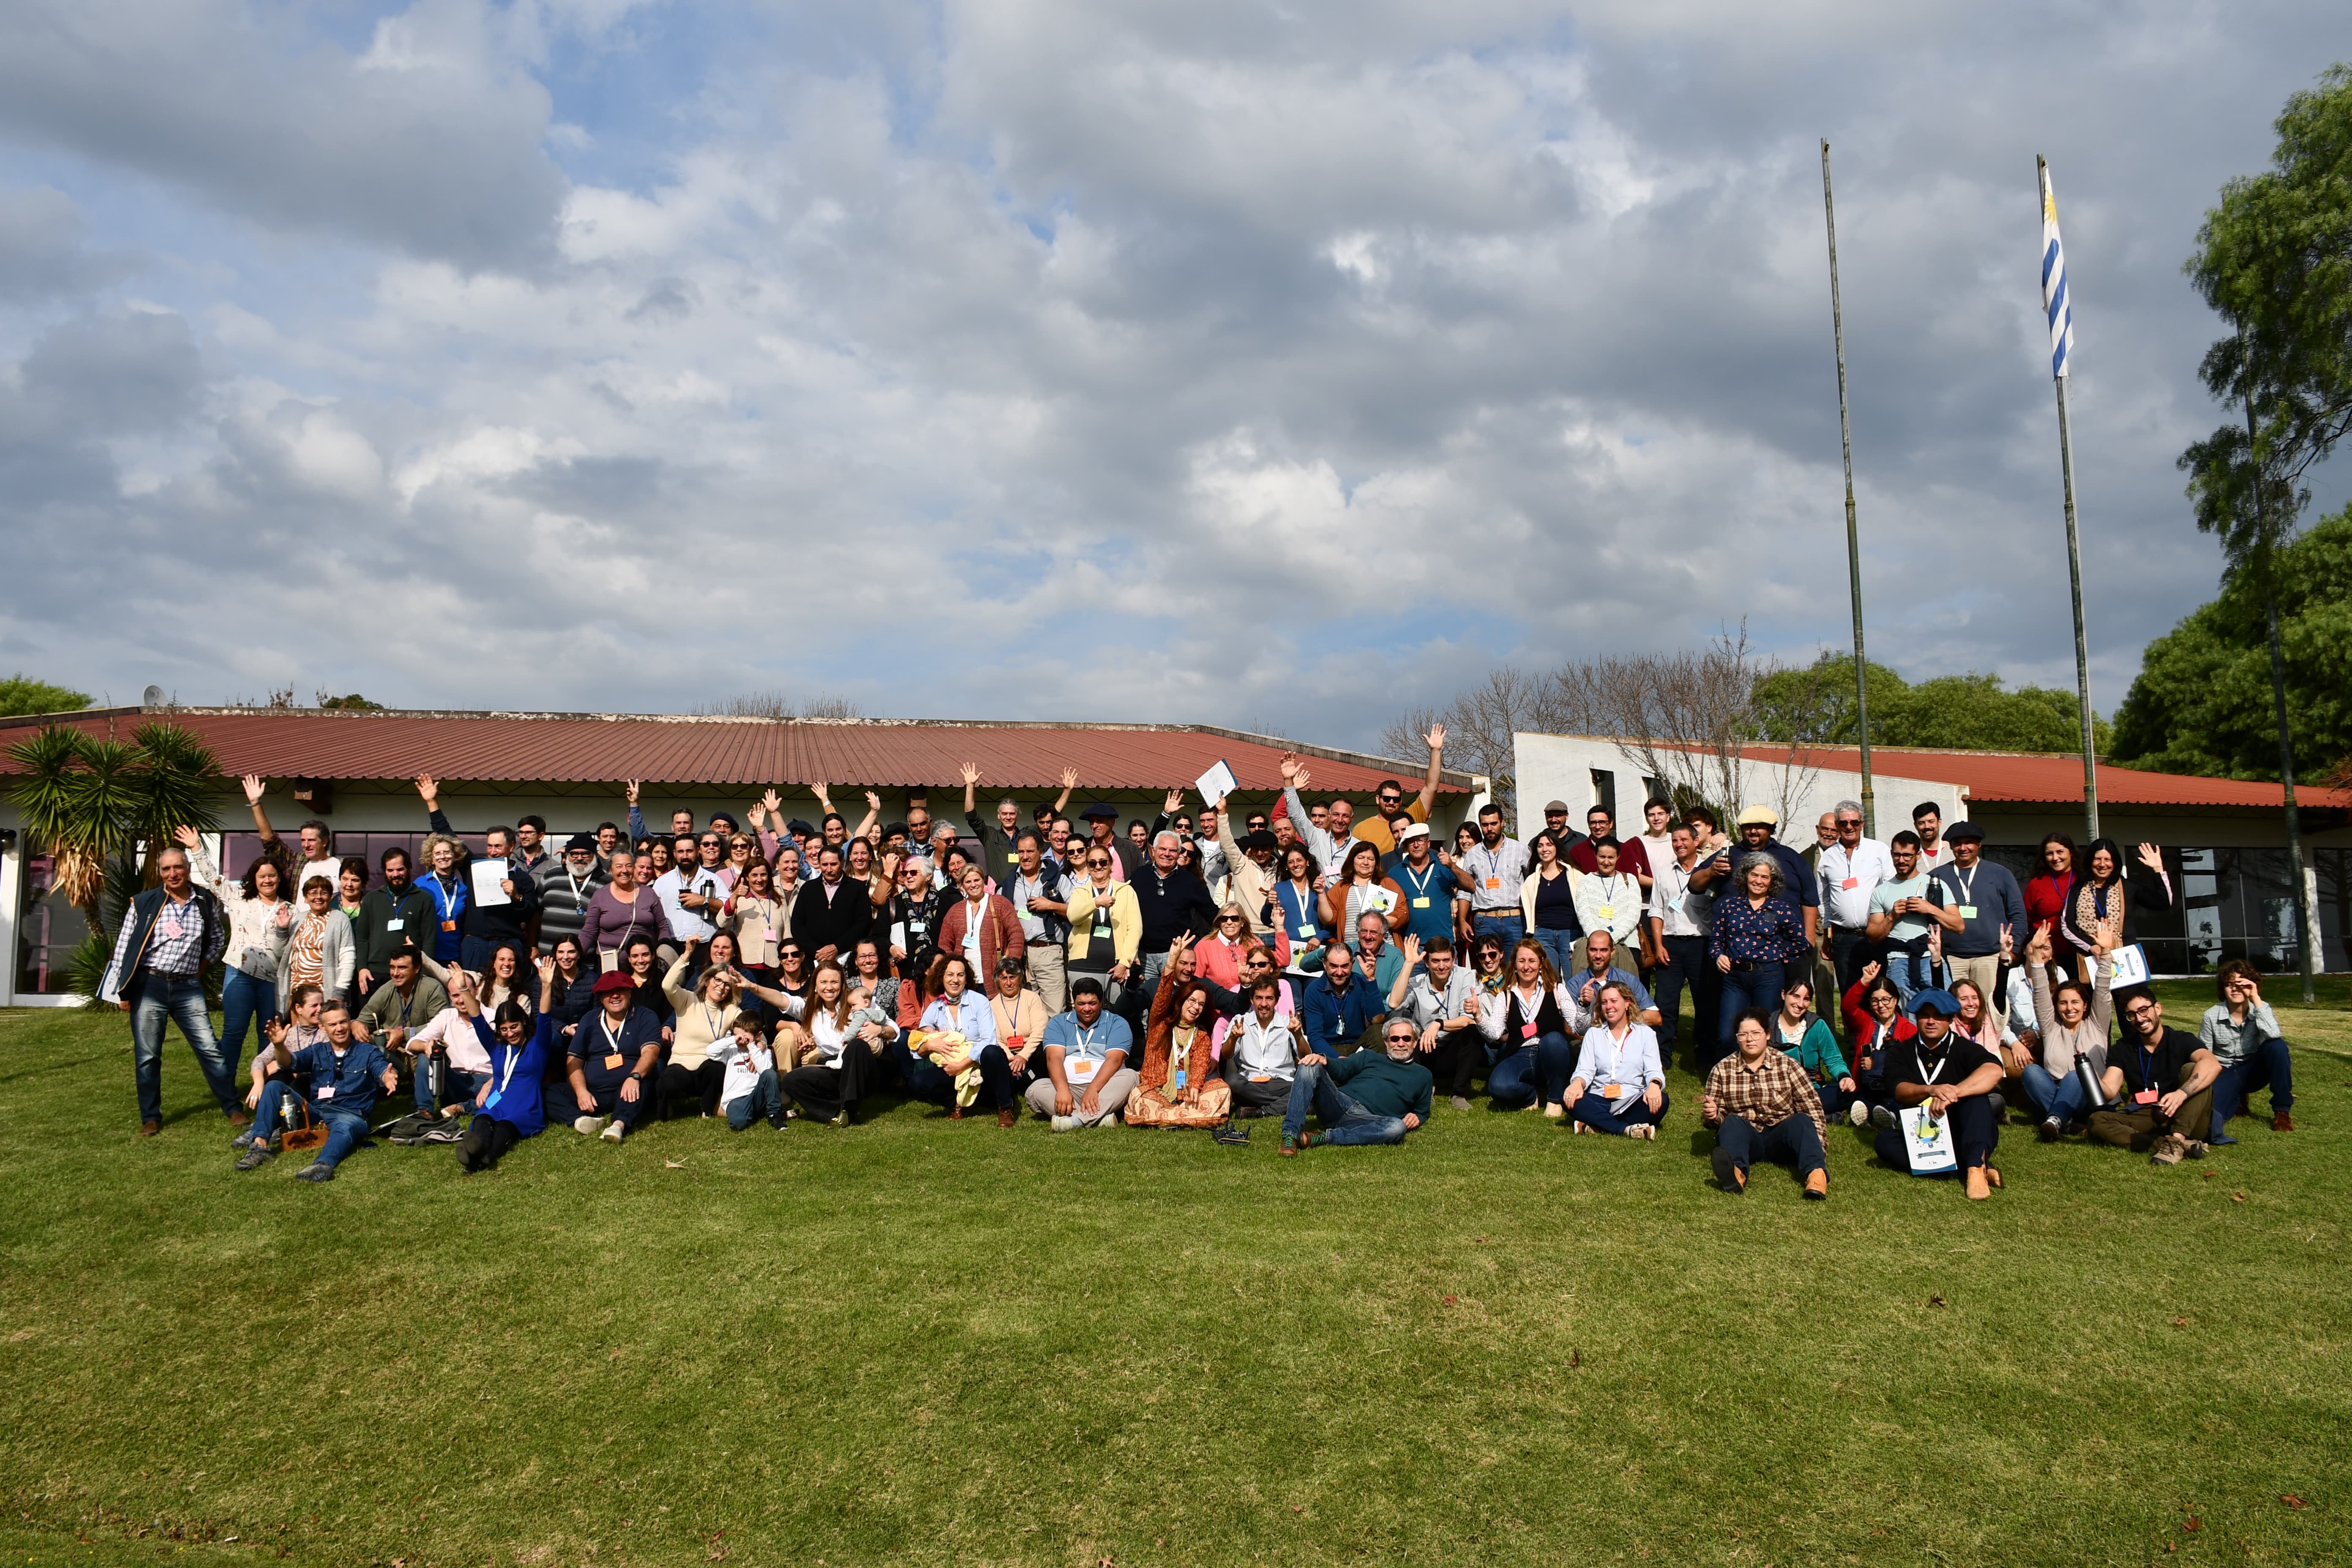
[1029,977,1136,1130]
[1867,988,2005,1201]
[450,958,561,1172]
[1281,1018,1433,1156]
[1124,939,1233,1130]
[236,1000,397,1182]
[566,970,665,1145]
[1704,1007,1830,1198]
[710,1014,785,1131]
[1563,982,1669,1138]
[2089,990,2220,1166]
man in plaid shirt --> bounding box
[99,841,235,1137]
[1702,1005,1829,1198]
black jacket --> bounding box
[792,876,873,958]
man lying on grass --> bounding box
[1281,1017,1433,1155]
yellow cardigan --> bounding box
[1064,880,1142,965]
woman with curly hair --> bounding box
[1123,937,1232,1129]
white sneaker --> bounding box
[573,1115,606,1135]
[600,1121,625,1143]
[1625,1123,1655,1140]
[1542,1102,1565,1120]
[1050,1114,1079,1132]
[1848,1100,1870,1128]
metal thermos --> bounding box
[2073,1057,2107,1113]
[426,1047,446,1103]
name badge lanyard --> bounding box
[485,1034,525,1112]
[601,1012,629,1066]
[1402,862,1437,905]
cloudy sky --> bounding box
[2,0,2343,749]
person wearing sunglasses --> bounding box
[1064,847,1141,1008]
[1279,1015,1432,1155]
[879,853,951,980]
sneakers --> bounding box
[294,1162,334,1182]
[1710,1146,1746,1193]
[2038,1117,2063,1143]
[1847,1100,1870,1128]
[767,1108,789,1130]
[828,1110,851,1128]
[1212,1124,1252,1146]
[1624,1123,1655,1140]
[2274,1111,2295,1132]
[1449,1095,1471,1112]
[1870,1104,1899,1131]
[2149,1132,2189,1166]
[1050,1114,1079,1133]
[235,1144,276,1171]
[1279,1133,1298,1157]
[600,1121,625,1143]
[1802,1169,1829,1201]
[1570,1120,1590,1135]
[573,1115,607,1135]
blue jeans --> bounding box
[1570,1087,1669,1134]
[888,1041,1017,1111]
[1281,1059,1407,1146]
[128,972,240,1124]
[1883,949,1933,1005]
[1529,927,1581,981]
[2209,1038,2294,1138]
[1715,1110,1826,1178]
[1472,913,1525,953]
[724,1068,784,1129]
[2020,1063,2088,1126]
[414,1063,486,1114]
[251,1080,368,1169]
[1716,963,1786,1048]
[218,967,277,1083]
[1486,1031,1576,1109]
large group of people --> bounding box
[95,734,2299,1197]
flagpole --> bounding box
[1821,139,1876,839]
[2040,155,2099,842]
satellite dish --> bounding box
[142,685,165,708]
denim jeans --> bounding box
[1281,1059,1407,1146]
[413,1064,485,1114]
[1873,1092,2000,1175]
[1471,913,1526,953]
[129,972,240,1124]
[1569,1087,1669,1134]
[1652,934,1719,1067]
[251,1080,368,1169]
[1883,949,1934,1005]
[2020,1063,2088,1125]
[1716,963,1786,1050]
[1486,1030,1575,1109]
[1529,927,1581,982]
[724,1067,784,1129]
[1714,1110,1826,1177]
[2209,1038,2294,1138]
[889,1040,1017,1111]
[218,966,277,1083]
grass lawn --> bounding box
[3,980,2349,1567]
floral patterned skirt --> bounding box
[1123,1078,1230,1128]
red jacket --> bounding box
[2023,871,2072,934]
[1843,977,1918,1059]
[935,893,1026,983]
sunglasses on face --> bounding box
[1087,858,1110,868]
[1218,915,1244,925]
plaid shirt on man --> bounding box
[1704,1048,1827,1142]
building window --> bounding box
[1589,769,1616,824]
[1982,843,2343,974]
[14,851,88,996]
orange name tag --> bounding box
[604,1053,625,1070]
[441,919,457,933]
[1485,877,1500,890]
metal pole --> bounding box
[2042,158,2100,844]
[2239,334,2317,1002]
[2053,376,2100,841]
[1822,139,1875,838]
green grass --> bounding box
[2,981,2349,1567]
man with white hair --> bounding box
[1814,799,1893,995]
[1117,826,1219,1031]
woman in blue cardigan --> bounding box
[453,956,560,1172]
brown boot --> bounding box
[1964,1165,1991,1200]
[2148,1132,2188,1166]
[2273,1111,2295,1132]
[1803,1169,1829,1201]
[997,1106,1017,1129]
[139,1119,161,1138]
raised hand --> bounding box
[1163,787,1184,815]
[1859,959,1882,987]
[960,762,980,787]
[2136,842,2164,874]
[241,773,266,806]
[1277,752,1301,784]
[627,780,642,806]
[865,789,882,810]
[1061,765,1079,791]
[172,824,201,850]
[1425,723,1446,751]
[414,773,439,806]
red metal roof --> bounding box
[1735,744,2349,810]
[0,709,1467,797]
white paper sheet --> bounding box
[1195,757,1239,805]
[470,858,512,907]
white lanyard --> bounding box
[1917,1043,1951,1087]
[601,1013,626,1054]
[1950,863,1978,906]
[1074,1019,1105,1059]
[1597,1025,1632,1081]
[1402,862,1437,899]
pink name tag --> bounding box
[158,915,185,940]
[316,1086,336,1100]
[1841,877,1858,890]
[1521,1022,1537,1039]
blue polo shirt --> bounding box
[1387,858,1459,942]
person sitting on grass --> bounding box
[1480,939,1576,1116]
[2021,926,2112,1142]
[1280,1016,1433,1156]
[374,966,494,1144]
[1769,977,1857,1122]
[1221,976,1301,1124]
[1563,981,1669,1138]
[895,954,1019,1126]
[775,964,891,1128]
[1867,988,2005,1201]
[1124,940,1233,1130]
[236,984,328,1145]
[1840,967,1912,1127]
[1300,940,1386,1061]
[235,999,396,1182]
[566,970,665,1144]
[1703,1007,1830,1199]
[353,947,450,1105]
[2200,960,2295,1141]
[1387,934,1482,1111]
[2090,991,2221,1166]
[1028,977,1136,1130]
[450,958,561,1172]
[710,1015,786,1132]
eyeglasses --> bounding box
[1217,915,1245,925]
[1086,858,1111,869]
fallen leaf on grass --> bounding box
[666,1158,688,1169]
[2183,1516,2201,1533]
[2282,1494,2306,1509]
[1476,1235,1487,1242]
[2172,1317,2190,1327]
[1928,1295,1945,1308]
[2232,1191,2247,1203]
[1571,1349,1582,1369]
[1444,1294,1457,1307]
[1292,1505,1304,1514]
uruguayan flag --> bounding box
[2040,164,2073,379]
